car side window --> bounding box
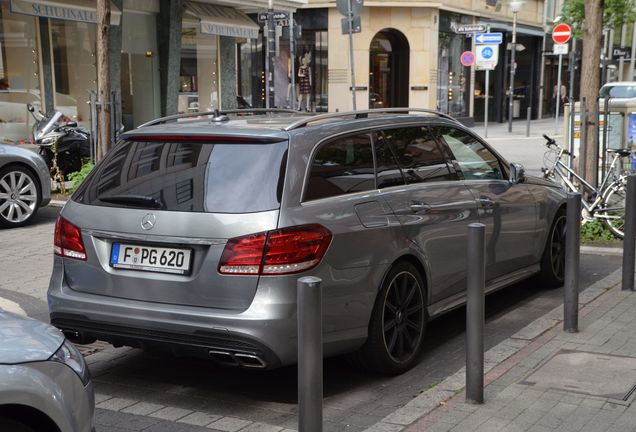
[382,126,455,184]
[374,132,406,189]
[437,127,504,181]
[305,134,375,201]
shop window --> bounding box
[121,11,159,129]
[437,12,471,118]
[179,26,219,113]
[50,19,96,126]
[0,2,41,143]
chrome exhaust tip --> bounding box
[209,350,239,367]
[234,353,266,368]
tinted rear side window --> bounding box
[305,134,375,201]
[75,140,288,214]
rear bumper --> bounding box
[48,256,379,368]
[47,279,296,367]
[50,312,282,368]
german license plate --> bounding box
[110,243,192,275]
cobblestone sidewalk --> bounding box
[364,269,636,432]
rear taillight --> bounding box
[218,224,332,275]
[54,216,87,261]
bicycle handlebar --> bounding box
[543,134,574,157]
[543,134,557,146]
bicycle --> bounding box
[541,134,628,239]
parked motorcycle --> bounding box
[27,103,91,179]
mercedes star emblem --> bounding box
[141,213,156,231]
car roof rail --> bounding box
[136,108,308,129]
[283,108,461,131]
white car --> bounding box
[0,309,94,432]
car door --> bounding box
[435,126,538,281]
[376,125,480,305]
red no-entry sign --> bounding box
[552,23,572,45]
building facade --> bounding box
[317,0,546,123]
[11,0,631,145]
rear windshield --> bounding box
[74,139,288,214]
[600,85,636,99]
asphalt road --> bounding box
[0,203,623,432]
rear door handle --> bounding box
[478,197,495,209]
[409,201,432,213]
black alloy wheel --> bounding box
[538,211,566,288]
[353,262,427,374]
[382,271,425,364]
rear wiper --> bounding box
[98,194,163,209]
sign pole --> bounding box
[485,68,490,138]
[267,0,276,109]
[555,52,563,134]
[290,15,296,109]
[347,0,357,110]
[484,25,490,138]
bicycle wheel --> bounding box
[598,180,626,239]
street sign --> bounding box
[554,43,569,55]
[336,0,363,16]
[461,51,475,67]
[552,23,572,45]
[258,11,289,22]
[341,15,361,34]
[476,44,499,70]
[455,24,486,34]
[474,33,503,45]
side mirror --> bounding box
[27,103,35,113]
[509,162,525,184]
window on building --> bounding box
[179,25,219,114]
[0,1,40,143]
[50,19,96,126]
[437,12,472,118]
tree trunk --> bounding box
[580,0,604,186]
[96,0,111,161]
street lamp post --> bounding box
[508,1,523,133]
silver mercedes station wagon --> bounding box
[48,109,567,374]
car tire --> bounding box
[0,165,41,228]
[353,261,428,375]
[538,210,567,289]
[0,417,36,432]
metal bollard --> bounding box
[298,276,323,432]
[526,107,531,137]
[564,192,581,333]
[466,223,485,404]
[622,175,636,291]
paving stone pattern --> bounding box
[395,277,636,432]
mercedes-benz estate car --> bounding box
[0,309,94,432]
[48,108,567,374]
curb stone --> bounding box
[363,268,623,432]
[95,393,294,432]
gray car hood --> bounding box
[0,310,64,364]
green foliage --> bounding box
[560,0,636,37]
[66,161,95,194]
[580,219,616,242]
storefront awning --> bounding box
[10,0,122,26]
[185,1,259,39]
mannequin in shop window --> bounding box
[297,52,312,112]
